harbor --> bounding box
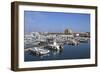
[24,29,90,61]
[24,11,90,62]
[24,41,90,61]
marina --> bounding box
[24,29,90,61]
[24,41,90,61]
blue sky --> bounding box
[24,11,90,33]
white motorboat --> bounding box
[67,39,79,46]
[46,41,63,50]
[29,47,50,55]
[79,39,88,43]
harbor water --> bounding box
[24,42,90,62]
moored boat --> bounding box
[79,38,88,43]
[45,41,63,50]
[29,47,50,56]
[67,39,79,46]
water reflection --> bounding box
[28,48,63,59]
[24,42,90,61]
[51,49,63,56]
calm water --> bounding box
[24,42,90,62]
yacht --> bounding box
[46,41,63,50]
[29,47,50,55]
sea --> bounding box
[24,42,90,62]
